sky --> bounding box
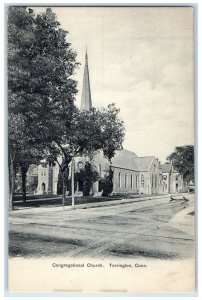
[33,6,194,162]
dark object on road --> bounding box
[170,195,189,207]
[170,195,189,202]
[188,211,194,216]
[189,184,195,193]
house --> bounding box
[161,162,184,194]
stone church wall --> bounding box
[112,167,139,194]
[37,165,50,194]
[37,154,164,196]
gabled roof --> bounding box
[111,150,155,172]
[161,163,172,173]
[135,156,154,172]
[111,149,138,171]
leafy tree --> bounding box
[8,7,125,210]
[99,167,114,196]
[26,166,38,193]
[82,162,99,196]
[167,145,194,185]
[75,162,100,196]
[50,104,125,165]
[8,7,79,209]
[47,104,125,204]
[18,149,45,203]
[8,110,45,206]
[8,7,36,209]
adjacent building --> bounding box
[161,162,184,193]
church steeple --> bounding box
[81,48,92,110]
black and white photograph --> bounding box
[7,4,195,294]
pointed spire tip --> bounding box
[85,45,88,59]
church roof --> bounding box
[111,150,155,172]
[161,162,179,173]
[161,163,172,173]
[111,149,138,171]
[135,156,154,171]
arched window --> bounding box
[42,182,46,192]
[118,172,121,188]
[125,174,127,188]
[131,174,133,188]
[141,175,144,188]
[152,174,154,188]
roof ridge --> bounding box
[136,156,154,158]
[122,149,137,154]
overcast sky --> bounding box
[33,6,194,162]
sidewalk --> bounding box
[169,194,195,237]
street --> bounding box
[9,194,195,260]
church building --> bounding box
[37,51,164,196]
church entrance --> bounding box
[78,179,83,192]
[98,180,102,192]
[42,182,46,193]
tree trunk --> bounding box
[60,158,70,209]
[71,156,75,209]
[21,165,28,204]
[9,154,15,211]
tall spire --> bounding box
[81,47,92,110]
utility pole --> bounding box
[62,171,66,210]
[71,156,75,209]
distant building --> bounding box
[161,162,184,193]
[36,51,181,196]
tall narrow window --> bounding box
[159,175,162,185]
[155,175,157,188]
[125,174,127,188]
[118,172,121,188]
[141,175,144,188]
[152,174,154,188]
[136,175,138,188]
[131,174,133,188]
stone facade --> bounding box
[112,167,139,194]
[37,150,164,196]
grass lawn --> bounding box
[13,193,151,208]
